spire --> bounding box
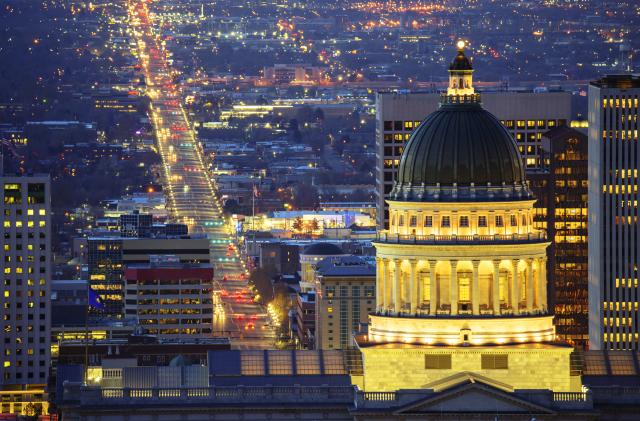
[446,40,475,98]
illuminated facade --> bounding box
[358,44,580,393]
[88,237,211,316]
[530,127,589,347]
[123,258,214,338]
[588,74,640,350]
[1,175,51,415]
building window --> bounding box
[3,183,21,204]
[495,215,504,227]
[409,215,417,227]
[459,216,469,227]
[384,121,393,131]
[478,216,487,227]
[510,215,518,227]
[398,215,404,226]
[364,286,375,297]
[424,216,432,227]
[441,216,450,228]
[425,354,451,369]
[481,354,509,369]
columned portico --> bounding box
[373,254,548,317]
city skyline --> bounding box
[0,0,639,419]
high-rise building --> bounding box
[359,44,579,392]
[376,89,571,228]
[88,237,211,316]
[1,175,51,415]
[314,255,375,350]
[588,74,640,350]
[123,256,214,338]
[529,127,589,347]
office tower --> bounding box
[530,127,589,347]
[588,74,640,350]
[1,175,51,415]
[314,255,375,350]
[88,237,211,316]
[123,255,214,338]
[376,90,571,228]
[359,44,578,392]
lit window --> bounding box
[39,221,45,228]
[27,221,34,228]
[27,209,34,216]
[409,215,417,227]
[441,216,450,228]
[478,216,487,227]
[39,209,46,216]
[16,221,22,228]
[3,221,10,228]
[495,216,504,227]
[459,216,469,227]
[510,215,517,226]
[424,216,432,227]
[398,215,404,226]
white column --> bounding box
[492,260,501,314]
[429,260,437,315]
[535,257,544,311]
[472,260,480,315]
[382,258,390,311]
[540,256,548,312]
[511,259,520,314]
[450,260,458,315]
[410,259,418,314]
[375,257,383,312]
[526,258,534,312]
[393,259,401,314]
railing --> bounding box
[363,391,397,401]
[373,307,548,319]
[72,385,356,405]
[376,232,546,245]
[553,392,589,402]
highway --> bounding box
[127,0,275,349]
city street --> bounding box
[128,0,274,349]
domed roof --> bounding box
[449,48,473,71]
[390,102,531,202]
[301,242,344,256]
[390,44,532,202]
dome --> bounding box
[301,242,344,256]
[390,102,531,202]
[449,48,473,71]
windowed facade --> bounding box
[0,176,51,387]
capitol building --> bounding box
[358,42,580,393]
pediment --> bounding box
[395,382,555,415]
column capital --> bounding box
[492,259,501,266]
[409,258,418,266]
[471,259,480,268]
[450,259,459,269]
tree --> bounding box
[308,218,320,233]
[292,217,304,232]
